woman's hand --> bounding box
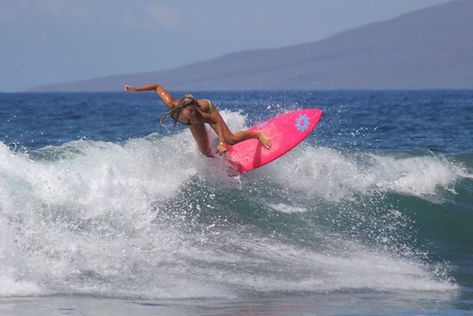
[123,84,137,92]
[217,142,227,154]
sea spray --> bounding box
[262,145,470,202]
[0,127,462,297]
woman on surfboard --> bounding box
[123,83,271,156]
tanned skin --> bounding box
[124,83,271,156]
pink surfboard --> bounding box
[226,109,323,174]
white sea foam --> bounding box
[208,232,457,293]
[0,276,42,297]
[261,145,469,202]
[268,203,307,213]
[0,111,462,298]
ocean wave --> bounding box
[260,146,471,203]
[0,122,465,298]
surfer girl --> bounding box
[123,83,271,156]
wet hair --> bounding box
[159,94,198,130]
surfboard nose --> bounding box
[227,108,323,174]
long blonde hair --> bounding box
[160,94,198,129]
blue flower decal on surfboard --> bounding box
[295,114,310,132]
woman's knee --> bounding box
[200,148,214,157]
[226,137,237,145]
[198,142,212,155]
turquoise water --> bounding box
[0,91,472,315]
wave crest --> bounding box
[263,146,470,202]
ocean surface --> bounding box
[0,90,472,315]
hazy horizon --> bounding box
[0,0,451,92]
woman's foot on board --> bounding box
[257,132,272,149]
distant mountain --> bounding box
[32,0,473,91]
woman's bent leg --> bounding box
[190,123,213,157]
[227,130,271,149]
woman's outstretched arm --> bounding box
[124,83,179,109]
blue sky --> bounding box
[0,0,449,91]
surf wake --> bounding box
[0,124,469,298]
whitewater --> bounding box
[0,90,472,315]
